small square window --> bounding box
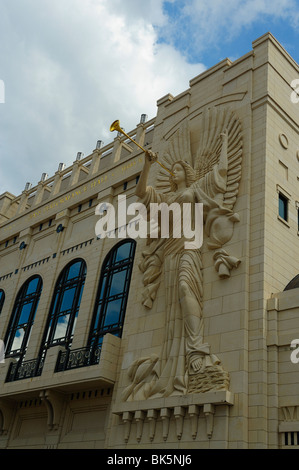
[279,193,288,221]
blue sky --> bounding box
[0,0,298,197]
[160,0,299,65]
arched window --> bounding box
[284,274,299,291]
[41,258,86,350]
[4,276,42,358]
[0,289,5,315]
[88,240,136,349]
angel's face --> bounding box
[172,163,186,186]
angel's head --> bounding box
[169,160,196,191]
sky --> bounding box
[0,0,298,197]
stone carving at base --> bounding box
[188,364,230,394]
[123,107,242,402]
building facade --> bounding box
[0,32,298,449]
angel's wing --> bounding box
[194,107,243,211]
[154,107,242,210]
[155,120,192,194]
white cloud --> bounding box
[2,0,297,199]
[0,0,204,196]
[103,0,168,26]
[163,0,299,52]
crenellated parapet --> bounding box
[0,114,154,228]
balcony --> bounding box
[0,333,121,397]
[5,354,45,382]
[55,345,102,372]
[5,344,102,382]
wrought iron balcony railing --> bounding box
[5,345,106,382]
[4,344,103,382]
[55,346,102,372]
[5,355,44,382]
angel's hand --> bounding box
[145,150,158,164]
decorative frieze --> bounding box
[114,390,234,443]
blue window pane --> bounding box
[67,262,82,280]
[77,285,84,310]
[96,336,104,348]
[19,302,33,324]
[279,194,288,221]
[98,276,107,301]
[93,304,102,331]
[60,287,76,312]
[0,290,4,315]
[104,299,122,327]
[50,292,59,316]
[26,277,39,295]
[109,270,127,296]
[115,243,131,262]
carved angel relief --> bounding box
[122,107,242,402]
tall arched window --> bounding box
[88,240,136,349]
[0,289,5,315]
[41,258,86,351]
[4,276,42,359]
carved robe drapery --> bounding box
[125,164,227,400]
[122,108,242,402]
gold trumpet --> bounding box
[110,120,174,176]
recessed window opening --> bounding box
[4,276,43,359]
[0,289,5,315]
[88,240,136,349]
[279,192,288,221]
[40,259,86,352]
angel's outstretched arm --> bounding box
[136,150,158,198]
[218,130,228,178]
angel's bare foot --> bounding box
[190,356,203,372]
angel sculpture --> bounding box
[122,107,242,401]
